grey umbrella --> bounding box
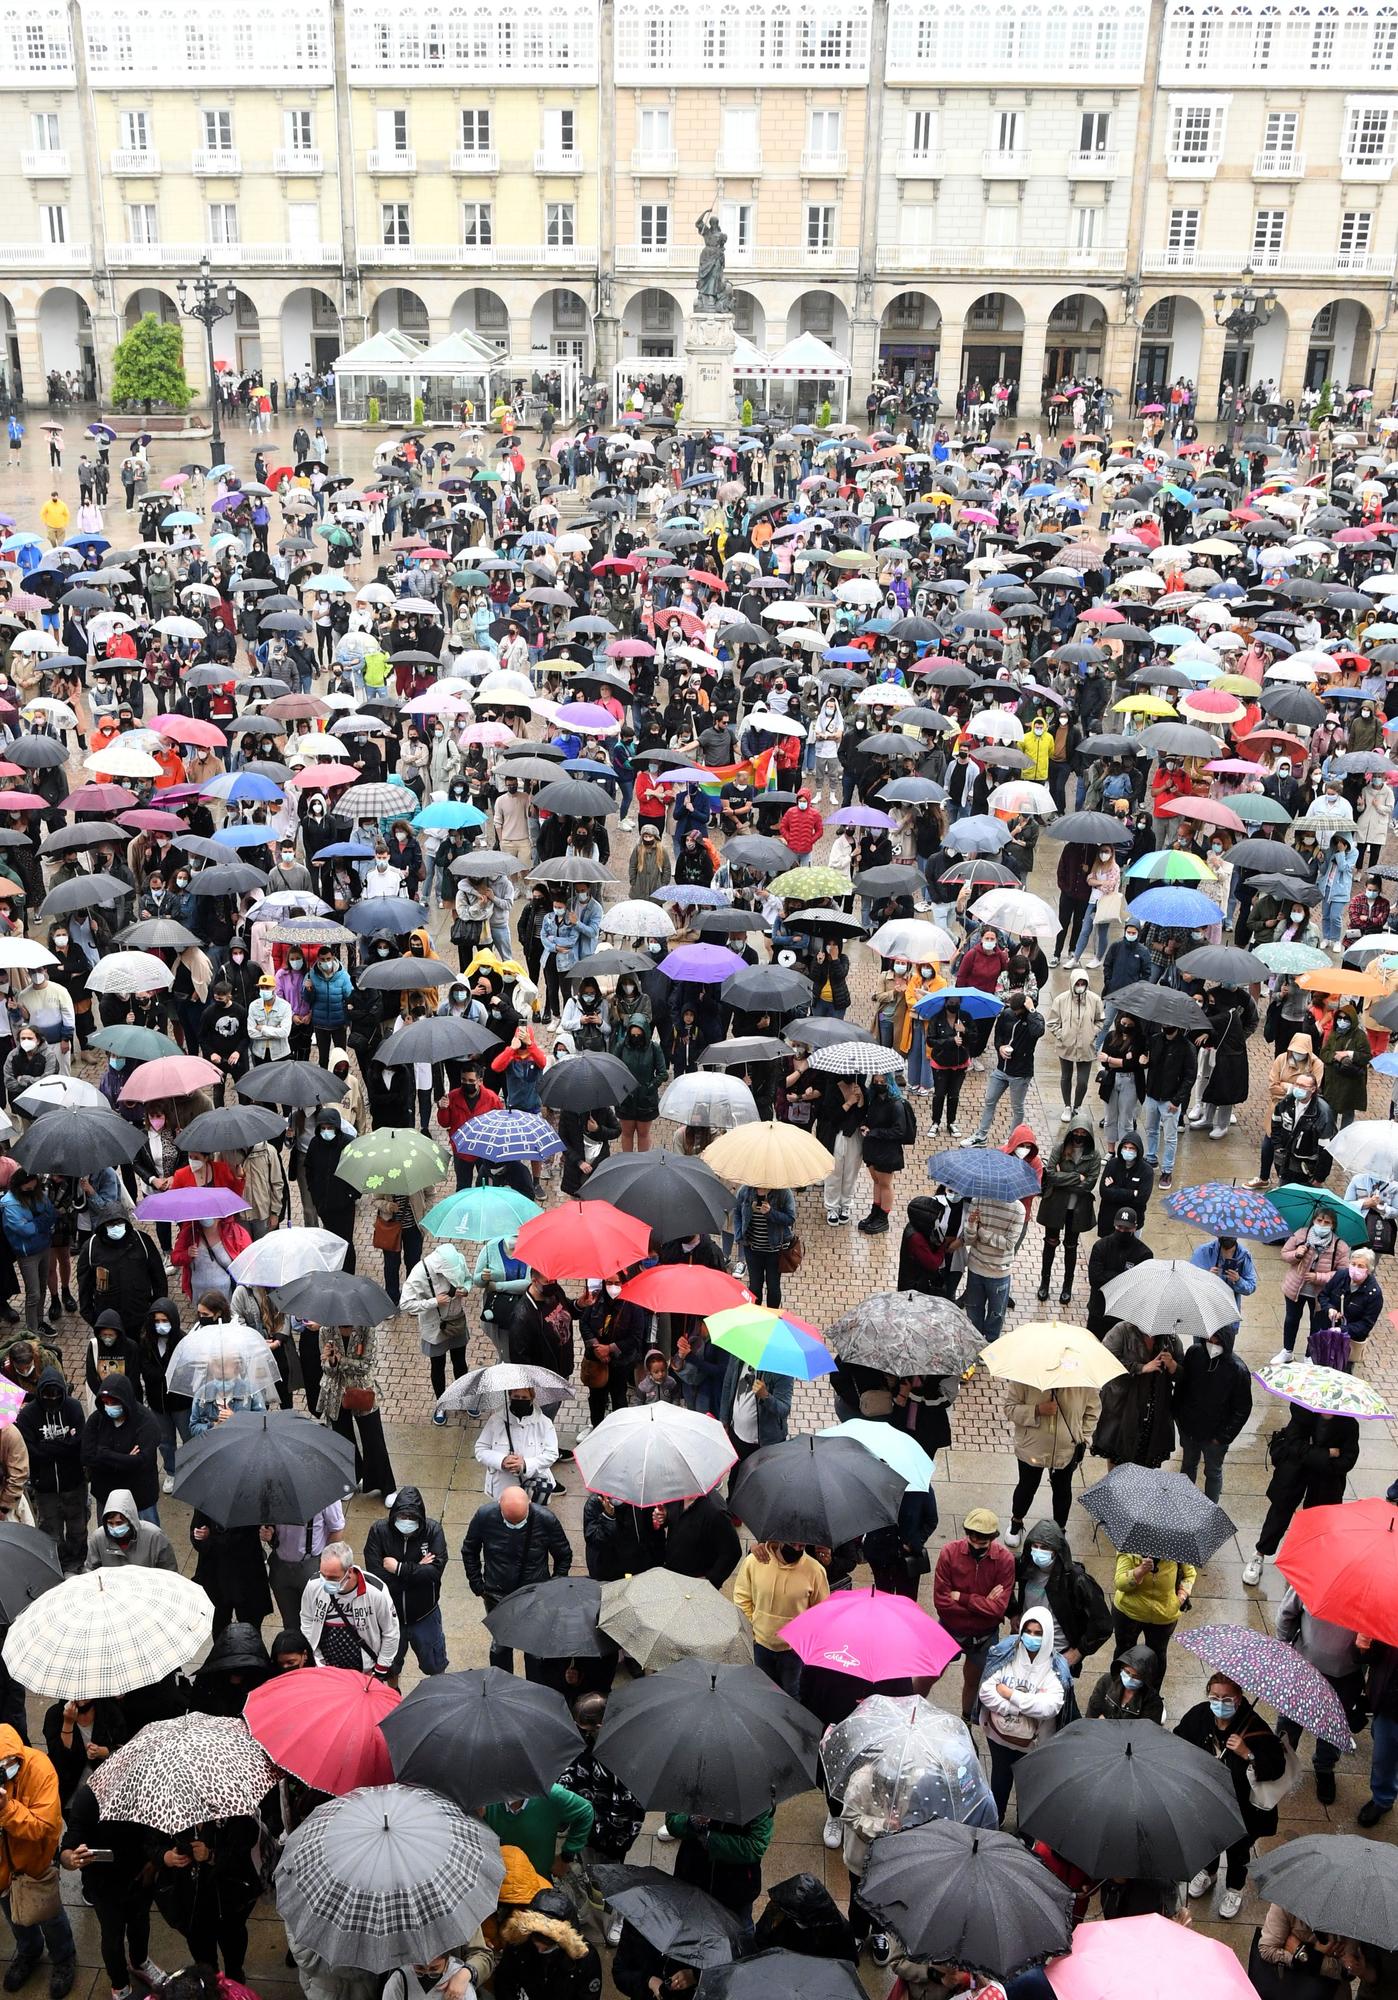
[277,1783,505,1971]
[589,1866,746,1968]
[825,1290,981,1375]
[599,1572,753,1671]
[1101,1258,1242,1342]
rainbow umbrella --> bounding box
[705,1304,835,1380]
[1124,849,1215,883]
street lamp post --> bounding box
[175,257,238,470]
[1212,281,1278,414]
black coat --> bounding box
[1085,1231,1152,1340]
[1173,1330,1252,1447]
[663,1496,741,1588]
[1265,1409,1359,1511]
[1201,992,1257,1107]
[80,1373,161,1510]
[1174,1699,1284,1840]
[461,1500,572,1598]
[191,1512,273,1623]
[1007,1522,1112,1664]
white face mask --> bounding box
[1204,1340,1223,1358]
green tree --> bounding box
[111,313,192,412]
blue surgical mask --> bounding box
[393,1516,419,1536]
[1210,1697,1237,1721]
[1029,1548,1054,1570]
[1120,1671,1141,1691]
[1021,1632,1044,1655]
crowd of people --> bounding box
[0,390,1388,2000]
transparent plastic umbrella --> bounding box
[822,1697,997,1831]
[164,1321,282,1404]
[228,1227,348,1289]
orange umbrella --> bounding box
[1299,966,1394,999]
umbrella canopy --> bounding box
[0,1522,62,1623]
[598,1572,752,1671]
[658,1073,759,1131]
[228,1227,348,1288]
[816,1420,934,1491]
[859,1822,1072,1976]
[4,1566,213,1698]
[239,1059,348,1109]
[1045,1913,1257,2000]
[1269,1182,1369,1246]
[13,1076,108,1116]
[1161,1181,1287,1241]
[515,1199,652,1279]
[701,1121,835,1187]
[437,1359,575,1415]
[697,1953,863,2000]
[978,1320,1127,1393]
[1176,1622,1353,1749]
[276,1784,505,1972]
[13,1107,144,1176]
[729,1434,906,1544]
[177,1103,289,1154]
[580,1149,733,1236]
[1099,1258,1242,1341]
[422,1186,543,1240]
[1255,1358,1390,1419]
[276,1270,396,1325]
[1015,1718,1246,1878]
[337,1127,449,1194]
[588,1865,746,1968]
[136,1185,248,1224]
[1104,980,1209,1032]
[451,1110,564,1164]
[929,1148,1040,1203]
[538,1051,637,1111]
[576,1404,737,1505]
[84,950,175,997]
[170,1410,357,1528]
[483,1577,604,1659]
[825,1291,982,1376]
[1251,1834,1398,1953]
[780,1589,960,1684]
[619,1265,751,1315]
[244,1666,399,1795]
[1079,1463,1236,1564]
[706,1304,834,1380]
[820,1697,996,1829]
[377,1016,500,1065]
[1277,1498,1398,1645]
[165,1322,281,1404]
[380,1667,582,1810]
[594,1657,820,1818]
[90,1714,277,1833]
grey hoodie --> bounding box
[83,1485,179,1573]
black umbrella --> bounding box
[342,897,429,936]
[538,1051,635,1112]
[594,1658,819,1819]
[376,1017,500,1065]
[858,1823,1072,1976]
[13,1107,144,1176]
[532,778,620,818]
[697,1951,863,2000]
[1014,1719,1245,1879]
[1259,685,1326,727]
[0,1523,63,1622]
[1044,812,1132,845]
[528,854,614,886]
[240,1060,348,1109]
[785,909,866,938]
[177,1103,289,1153]
[589,1866,745,1968]
[483,1577,604,1659]
[785,1017,877,1050]
[451,851,525,882]
[1225,838,1310,877]
[6,736,69,771]
[1079,1463,1235,1565]
[1254,872,1320,905]
[38,873,129,919]
[851,864,925,898]
[1106,981,1207,1031]
[1176,944,1270,986]
[169,1410,356,1527]
[581,1150,733,1236]
[729,1434,906,1545]
[38,823,128,856]
[357,957,454,992]
[566,950,654,979]
[1251,1834,1398,1952]
[188,862,268,897]
[380,1666,582,1809]
[698,1036,792,1067]
[720,966,813,1014]
[722,837,798,874]
[276,1270,396,1325]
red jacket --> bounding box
[956,943,1009,994]
[438,1081,503,1138]
[778,799,824,854]
[490,1030,546,1078]
[1150,765,1196,821]
[932,1536,1016,1638]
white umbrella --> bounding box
[10,630,59,656]
[154,616,206,641]
[659,1072,759,1130]
[866,919,959,962]
[3,1567,213,1699]
[0,939,57,971]
[744,708,806,738]
[854,684,916,710]
[229,1226,349,1288]
[82,743,162,779]
[971,887,1058,934]
[1327,1123,1398,1178]
[13,1075,108,1115]
[575,1404,737,1506]
[85,950,175,997]
[962,708,1025,745]
[599,900,675,942]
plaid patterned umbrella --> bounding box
[277,1784,505,1972]
[3,1568,213,1698]
[1161,1181,1288,1241]
[90,1715,277,1832]
[1079,1464,1236,1567]
[333,780,419,821]
[929,1147,1040,1203]
[1177,1623,1355,1750]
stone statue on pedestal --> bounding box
[695,210,734,315]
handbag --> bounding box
[1247,1735,1303,1811]
[580,1350,610,1390]
[777,1234,804,1275]
[372,1213,403,1253]
[339,1385,376,1415]
[5,1838,61,1927]
[1368,1209,1397,1257]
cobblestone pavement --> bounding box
[4,412,1397,1994]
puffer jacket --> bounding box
[306,962,353,1028]
[363,1485,449,1626]
[1006,1520,1112,1664]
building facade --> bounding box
[0,0,1393,411]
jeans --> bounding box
[1321,895,1347,945]
[1370,1711,1398,1807]
[907,1034,931,1091]
[1071,912,1111,962]
[745,1246,783,1308]
[1142,1096,1181,1173]
[1178,1432,1228,1504]
[152,1404,191,1475]
[15,1252,46,1335]
[2,1898,74,1973]
[1282,1294,1317,1355]
[753,1643,801,1695]
[402,1604,448,1676]
[975,1070,1029,1141]
[964,1271,1011,1343]
[1104,1075,1139,1151]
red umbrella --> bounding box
[620,1266,752,1315]
[119,1054,221,1102]
[244,1666,399,1795]
[1277,1497,1398,1645]
[515,1199,651,1280]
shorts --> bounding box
[943,1627,995,1668]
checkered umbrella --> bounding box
[277,1784,505,1972]
[1079,1464,1236,1566]
[3,1567,213,1699]
[90,1715,277,1833]
[451,1109,565,1163]
[808,1042,904,1079]
[332,780,419,821]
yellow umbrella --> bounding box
[978,1320,1127,1392]
[1112,695,1177,718]
[1212,674,1264,698]
[702,1120,835,1187]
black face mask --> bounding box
[779,1544,802,1565]
[507,1397,534,1420]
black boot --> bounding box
[1059,1240,1078,1306]
[1037,1242,1055,1302]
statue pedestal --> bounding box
[682,311,737,431]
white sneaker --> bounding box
[606,1916,624,1946]
[1081,955,1100,970]
[1059,1107,1073,1123]
[133,1963,167,1989]
[822,1815,842,1849]
[161,1474,174,1495]
[1187,1869,1216,1899]
[1269,1350,1292,1368]
[1242,1554,1264,1586]
[655,1824,676,1843]
[1002,1522,1023,1550]
[1218,1888,1244,1920]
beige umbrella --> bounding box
[702,1120,835,1187]
[978,1319,1127,1392]
[599,1571,752,1672]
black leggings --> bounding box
[182,1910,250,1981]
[931,1069,965,1125]
[588,1367,630,1430]
[1010,1454,1080,1529]
[745,1246,783,1307]
[429,1345,469,1398]
[1059,1059,1091,1109]
[1040,1230,1081,1294]
[93,1896,151,1988]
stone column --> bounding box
[14,313,45,410]
[936,321,963,400]
[682,312,737,429]
[1018,319,1049,422]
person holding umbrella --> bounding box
[150,1815,263,1982]
[1092,1321,1182,1470]
[1110,1546,1196,1670]
[733,1183,796,1305]
[474,1385,559,1504]
[1174,1671,1288,1919]
[58,1779,164,2000]
[462,1485,573,1674]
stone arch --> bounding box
[1135,292,1205,400]
[208,288,261,377]
[878,290,941,383]
[37,286,95,399]
[122,287,180,332]
[281,285,342,378]
[370,286,430,338]
[961,290,1024,391]
[528,286,592,367]
[730,288,767,349]
[785,290,850,350]
[1307,297,1375,392]
[0,293,19,402]
[1221,296,1288,401]
[619,286,685,358]
[450,286,510,351]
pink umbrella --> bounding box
[118,1054,221,1102]
[1080,606,1125,625]
[461,722,514,746]
[608,638,654,659]
[1047,1914,1256,2000]
[118,809,188,833]
[288,764,357,790]
[160,474,189,491]
[61,785,139,813]
[960,508,997,525]
[778,1588,961,1683]
[154,713,228,749]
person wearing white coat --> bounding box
[1356,778,1394,867]
[246,981,292,1062]
[473,1386,559,1501]
[399,1243,473,1400]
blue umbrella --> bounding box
[452,1109,565,1163]
[913,987,1004,1021]
[943,816,1012,856]
[314,840,376,860]
[823,647,870,665]
[652,884,732,908]
[413,801,487,831]
[1128,885,1224,929]
[202,770,285,804]
[1161,1181,1287,1241]
[928,1148,1040,1200]
[212,824,274,850]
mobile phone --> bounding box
[85,1849,114,1865]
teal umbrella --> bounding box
[422,1186,542,1239]
[1270,1183,1369,1247]
[1231,794,1293,825]
[1252,940,1331,975]
[817,1418,934,1491]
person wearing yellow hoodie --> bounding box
[1018,715,1054,785]
[0,1721,75,1995]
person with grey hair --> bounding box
[297,1541,399,1675]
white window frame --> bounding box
[461,199,493,246]
[546,200,575,247]
[639,201,670,250]
[201,108,233,153]
[805,201,836,250]
[207,201,239,245]
[381,199,411,245]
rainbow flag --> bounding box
[700,752,780,796]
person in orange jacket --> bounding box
[0,1721,74,1988]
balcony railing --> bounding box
[982,147,1031,175]
[110,148,160,174]
[367,146,416,172]
[1164,149,1219,176]
[191,147,241,174]
[714,146,763,173]
[631,146,679,171]
[534,147,583,172]
[618,240,858,270]
[874,241,1127,273]
[451,147,499,172]
[21,149,70,176]
[1341,151,1395,179]
[1143,244,1395,276]
[274,147,324,173]
[107,240,341,267]
[1254,148,1305,176]
[360,240,596,266]
[800,147,848,173]
[1067,148,1118,175]
[0,241,92,268]
[896,147,944,175]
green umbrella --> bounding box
[767,865,854,900]
[1270,1182,1369,1247]
[90,1024,183,1061]
[336,1127,449,1196]
[422,1186,542,1239]
[1231,793,1293,825]
[1252,940,1331,975]
[452,569,489,587]
[472,468,502,483]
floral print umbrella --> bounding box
[1255,1359,1391,1420]
[1177,1623,1355,1750]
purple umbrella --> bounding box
[1176,1623,1354,1750]
[135,1186,250,1224]
[211,493,248,514]
[827,805,897,830]
[658,943,746,983]
[554,701,618,734]
[1021,681,1069,708]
